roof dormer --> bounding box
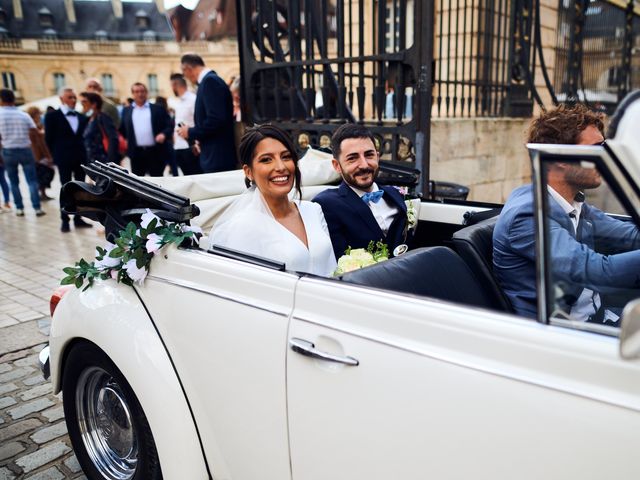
[135,9,150,29]
[38,7,54,28]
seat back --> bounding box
[451,216,513,312]
[340,246,494,310]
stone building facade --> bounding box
[0,0,239,104]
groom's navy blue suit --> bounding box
[314,182,410,259]
[493,184,640,318]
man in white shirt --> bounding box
[313,123,413,259]
[0,89,45,217]
[170,73,201,175]
[120,83,173,176]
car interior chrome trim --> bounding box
[530,149,550,324]
[549,316,620,337]
[290,338,359,366]
[177,246,302,276]
[291,315,639,413]
[146,275,290,317]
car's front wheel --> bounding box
[62,342,162,480]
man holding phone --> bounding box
[170,73,201,175]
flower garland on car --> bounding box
[61,209,203,291]
[334,241,389,276]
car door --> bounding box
[140,248,297,480]
[287,276,640,480]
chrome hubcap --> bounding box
[76,367,138,480]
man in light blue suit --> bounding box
[494,104,640,322]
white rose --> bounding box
[349,249,374,262]
[140,209,160,229]
[181,224,203,235]
[145,233,164,254]
[95,242,121,270]
[123,259,148,284]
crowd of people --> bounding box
[0,53,238,232]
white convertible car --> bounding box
[42,95,640,480]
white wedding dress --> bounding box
[208,188,337,276]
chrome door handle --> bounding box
[289,338,359,366]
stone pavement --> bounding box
[1,172,103,479]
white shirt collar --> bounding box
[349,182,380,198]
[548,185,583,217]
[133,102,150,110]
[197,68,212,85]
[60,105,74,114]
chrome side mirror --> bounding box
[620,299,640,359]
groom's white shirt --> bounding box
[349,182,398,234]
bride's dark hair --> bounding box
[239,124,303,199]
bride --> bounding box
[209,124,337,276]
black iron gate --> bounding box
[236,0,435,195]
[235,0,640,195]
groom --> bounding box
[314,123,412,259]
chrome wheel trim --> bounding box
[75,366,138,480]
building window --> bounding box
[53,72,65,92]
[135,10,150,29]
[1,71,16,90]
[0,8,7,25]
[101,73,115,96]
[148,74,158,96]
[38,7,54,28]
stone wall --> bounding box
[430,117,532,203]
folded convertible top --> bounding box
[61,162,200,240]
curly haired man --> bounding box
[493,104,640,322]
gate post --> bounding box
[414,0,435,196]
[618,0,634,102]
[504,0,534,117]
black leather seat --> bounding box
[340,246,495,310]
[451,216,513,312]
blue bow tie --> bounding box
[362,190,384,204]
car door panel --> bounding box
[140,247,296,480]
[287,278,640,480]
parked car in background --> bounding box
[41,94,640,480]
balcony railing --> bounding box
[38,40,74,52]
[89,41,121,54]
[180,41,210,53]
[0,38,22,50]
[135,43,165,55]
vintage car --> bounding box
[41,94,640,480]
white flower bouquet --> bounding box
[334,241,389,276]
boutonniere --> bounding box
[392,186,419,233]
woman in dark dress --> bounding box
[79,92,118,164]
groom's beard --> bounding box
[343,167,378,190]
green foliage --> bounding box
[61,212,202,291]
[366,240,389,261]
